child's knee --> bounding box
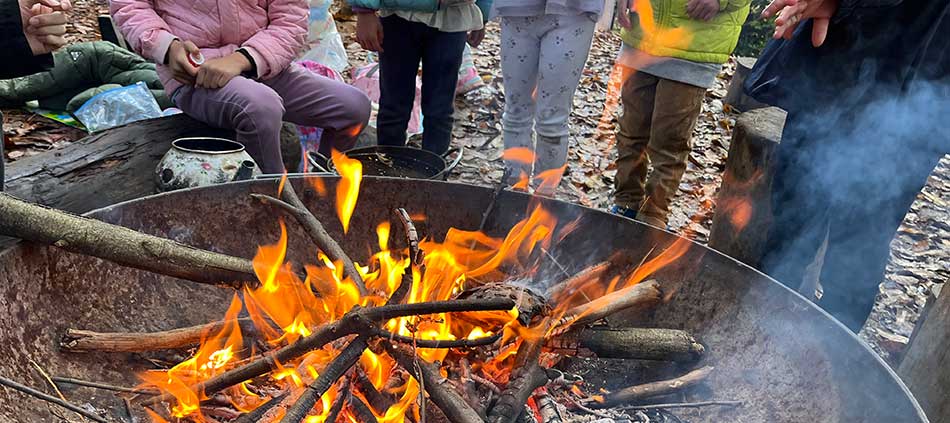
[238,92,285,134]
[337,87,372,132]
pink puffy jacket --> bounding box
[110,0,308,95]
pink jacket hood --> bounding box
[110,0,308,95]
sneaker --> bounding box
[608,204,638,219]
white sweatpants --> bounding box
[500,14,595,193]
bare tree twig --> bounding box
[0,376,111,423]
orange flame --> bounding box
[502,147,536,165]
[332,149,362,233]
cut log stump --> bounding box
[899,278,950,423]
[708,107,786,268]
[723,57,769,113]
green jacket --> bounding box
[620,0,751,64]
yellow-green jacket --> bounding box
[620,0,751,64]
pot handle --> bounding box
[308,152,332,173]
[439,147,463,180]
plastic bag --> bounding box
[298,0,349,73]
[74,81,164,133]
[456,45,484,95]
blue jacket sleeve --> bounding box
[834,0,902,22]
[475,0,492,22]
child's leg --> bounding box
[500,16,543,184]
[418,27,467,154]
[613,69,658,213]
[533,14,595,193]
[639,77,705,226]
[174,77,287,173]
[377,16,425,148]
[265,65,371,156]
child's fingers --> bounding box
[182,41,201,56]
[762,0,796,18]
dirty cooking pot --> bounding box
[156,137,260,192]
[308,146,463,180]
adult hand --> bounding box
[762,0,839,47]
[467,28,485,48]
[356,12,384,52]
[195,53,251,89]
[686,0,720,21]
[166,39,200,85]
[19,0,71,55]
[616,0,633,29]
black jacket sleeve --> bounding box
[834,0,903,22]
[0,0,54,79]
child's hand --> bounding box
[686,0,720,21]
[196,53,252,89]
[467,28,485,48]
[356,12,384,52]
[167,40,200,85]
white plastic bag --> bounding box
[74,81,164,133]
[299,0,349,73]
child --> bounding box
[610,0,749,227]
[493,0,602,195]
[110,0,371,174]
[351,0,491,155]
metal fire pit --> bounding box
[0,177,928,422]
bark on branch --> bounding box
[589,366,715,408]
[60,318,258,353]
[546,327,704,362]
[551,280,662,335]
[0,193,255,288]
[386,343,484,423]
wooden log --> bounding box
[60,318,258,353]
[2,115,223,213]
[899,280,950,423]
[547,327,704,362]
[552,280,662,334]
[708,107,787,268]
[488,337,549,423]
[386,343,484,423]
[589,366,714,408]
[723,57,769,113]
[0,192,256,288]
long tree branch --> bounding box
[251,180,367,295]
[61,318,258,353]
[587,366,715,408]
[0,376,111,423]
[0,193,255,288]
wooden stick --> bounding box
[61,318,257,353]
[589,366,715,408]
[251,180,367,295]
[386,343,484,423]
[370,328,502,349]
[545,261,610,301]
[0,192,255,288]
[232,392,289,423]
[0,376,111,423]
[537,393,563,423]
[349,392,380,423]
[551,280,662,335]
[617,400,743,411]
[546,328,704,362]
[487,338,549,423]
[353,369,393,415]
[50,377,157,395]
[279,336,368,423]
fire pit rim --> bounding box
[0,176,929,422]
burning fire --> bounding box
[139,153,692,422]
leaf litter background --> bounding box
[2,0,948,366]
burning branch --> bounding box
[251,181,368,295]
[487,337,550,423]
[231,392,288,423]
[551,280,662,335]
[386,343,484,423]
[588,366,715,408]
[60,318,258,353]
[0,193,255,288]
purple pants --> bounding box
[174,64,371,173]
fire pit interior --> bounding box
[0,177,927,423]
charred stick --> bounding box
[0,193,255,288]
[395,208,422,266]
[353,369,393,413]
[545,261,610,302]
[546,327,704,362]
[280,336,368,423]
[250,181,367,295]
[0,376,111,423]
[61,318,257,353]
[487,337,549,423]
[551,280,662,335]
[349,393,380,423]
[232,392,289,423]
[536,393,562,423]
[50,377,157,395]
[617,400,743,411]
[385,343,484,423]
[370,328,502,349]
[588,366,715,408]
[143,297,514,406]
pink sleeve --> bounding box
[242,0,308,79]
[109,0,177,64]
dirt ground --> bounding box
[3,0,948,366]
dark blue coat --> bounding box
[745,0,949,113]
[0,0,54,79]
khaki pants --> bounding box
[614,69,705,227]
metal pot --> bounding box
[308,146,463,180]
[155,137,260,192]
